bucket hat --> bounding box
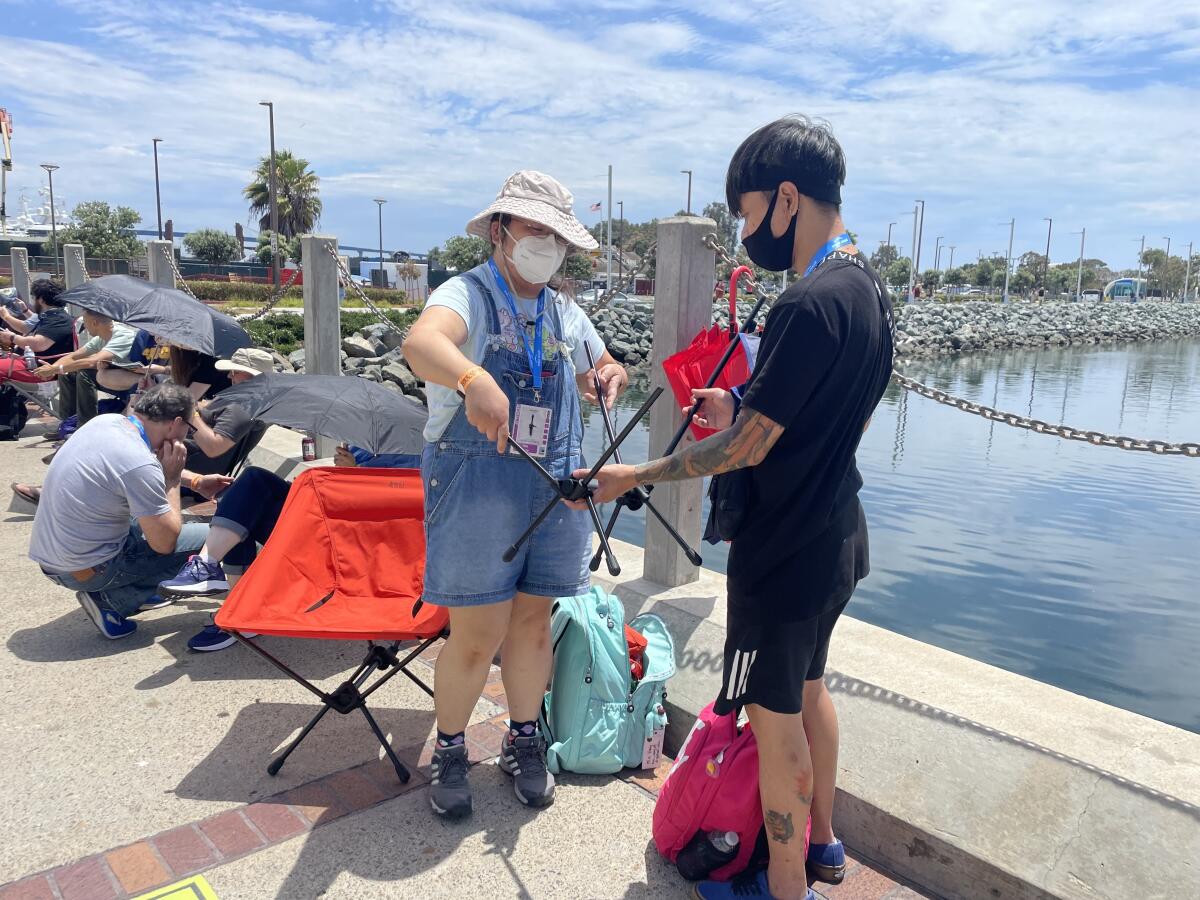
[466,170,599,251]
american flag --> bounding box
[589,202,602,213]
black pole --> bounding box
[152,138,163,240]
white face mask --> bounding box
[505,227,567,284]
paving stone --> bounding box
[282,779,348,827]
[198,811,266,859]
[621,757,674,797]
[465,719,507,759]
[105,842,170,894]
[322,768,388,813]
[151,825,218,876]
[50,857,117,900]
[0,876,56,900]
[820,862,903,899]
[243,801,309,843]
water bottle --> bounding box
[23,346,37,371]
[676,830,739,881]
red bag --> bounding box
[626,624,648,681]
[661,267,759,441]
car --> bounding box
[1081,289,1102,302]
[577,289,631,306]
[965,288,986,296]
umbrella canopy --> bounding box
[59,275,252,357]
[205,373,428,456]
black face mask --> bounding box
[741,189,797,272]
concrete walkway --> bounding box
[0,418,927,900]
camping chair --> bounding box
[214,466,446,783]
[1,352,67,420]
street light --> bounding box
[1001,219,1015,304]
[40,163,60,277]
[617,199,624,285]
[1134,236,1145,300]
[913,199,925,277]
[885,221,896,251]
[1183,241,1193,303]
[374,198,387,288]
[152,138,164,240]
[1162,236,1171,299]
[947,245,956,292]
[906,205,919,301]
[259,101,280,285]
[680,169,693,214]
[1042,217,1053,297]
[933,235,944,272]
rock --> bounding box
[360,366,384,382]
[370,339,388,357]
[382,362,419,391]
[361,323,391,340]
[342,335,376,358]
[288,349,306,369]
[382,330,406,351]
[609,339,634,361]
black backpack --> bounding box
[0,386,29,441]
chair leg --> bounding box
[268,703,335,776]
[360,704,411,783]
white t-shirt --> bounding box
[422,264,604,442]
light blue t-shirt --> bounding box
[422,265,604,442]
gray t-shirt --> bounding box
[29,414,170,573]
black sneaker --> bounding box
[429,743,472,819]
[498,732,555,808]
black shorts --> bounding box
[713,599,849,716]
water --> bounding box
[581,340,1200,734]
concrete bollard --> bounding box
[10,247,31,302]
[301,235,342,459]
[146,240,174,288]
[644,216,717,587]
[64,244,87,290]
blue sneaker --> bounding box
[692,871,815,899]
[75,592,137,640]
[188,620,239,652]
[807,839,846,885]
[137,594,173,613]
[159,556,229,598]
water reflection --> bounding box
[583,340,1200,733]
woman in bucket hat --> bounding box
[403,170,628,819]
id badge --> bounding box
[642,726,665,770]
[511,403,552,458]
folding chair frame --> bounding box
[233,629,447,782]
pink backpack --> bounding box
[653,702,810,882]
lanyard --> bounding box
[802,232,854,278]
[127,415,151,451]
[488,258,547,392]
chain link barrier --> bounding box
[325,244,405,334]
[585,242,656,315]
[240,266,302,322]
[699,231,1198,458]
[70,246,90,282]
[165,252,202,302]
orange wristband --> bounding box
[457,365,486,396]
[189,475,202,492]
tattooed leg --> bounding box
[747,703,815,900]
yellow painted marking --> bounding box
[131,875,219,900]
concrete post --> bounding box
[146,240,175,288]
[64,244,87,289]
[301,235,342,459]
[10,247,30,302]
[643,215,717,587]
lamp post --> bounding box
[1071,228,1086,301]
[1184,241,1193,303]
[374,198,387,288]
[947,245,955,293]
[885,221,896,251]
[259,101,280,285]
[1134,236,1145,300]
[40,163,60,277]
[1042,217,1053,296]
[906,205,919,301]
[152,138,164,240]
[913,199,925,279]
[933,235,944,271]
[1162,236,1171,299]
[617,199,624,286]
[680,169,692,214]
[1002,219,1015,304]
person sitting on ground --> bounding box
[181,347,273,477]
[159,444,421,652]
[0,281,75,384]
[28,382,231,640]
[31,310,138,426]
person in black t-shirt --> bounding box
[585,116,892,900]
[0,281,75,384]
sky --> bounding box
[2,0,1198,269]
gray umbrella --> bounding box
[205,373,427,456]
[59,274,252,357]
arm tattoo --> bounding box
[764,809,795,845]
[632,409,784,486]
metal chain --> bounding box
[586,242,656,315]
[241,265,302,322]
[70,246,91,282]
[165,252,201,302]
[324,245,404,334]
[892,371,1200,457]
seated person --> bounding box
[0,281,75,384]
[170,346,232,402]
[160,444,420,652]
[0,285,43,334]
[28,383,231,640]
[95,330,171,396]
[31,310,137,425]
[183,347,273,477]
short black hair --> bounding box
[725,115,846,216]
[31,280,66,307]
[133,382,195,423]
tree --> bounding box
[184,228,241,265]
[254,230,300,266]
[870,243,899,272]
[440,235,490,272]
[884,257,911,288]
[920,268,941,290]
[57,201,143,259]
[564,253,593,281]
[244,150,323,238]
[1010,269,1035,295]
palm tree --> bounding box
[244,150,323,238]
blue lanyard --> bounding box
[803,232,854,278]
[127,415,151,450]
[488,258,546,391]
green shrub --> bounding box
[185,279,413,307]
[243,310,418,356]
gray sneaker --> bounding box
[499,732,555,808]
[429,743,472,819]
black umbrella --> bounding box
[60,275,252,357]
[205,373,428,456]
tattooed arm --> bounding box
[577,408,785,505]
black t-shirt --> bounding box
[29,308,75,361]
[191,356,232,400]
[726,251,894,623]
[185,400,261,476]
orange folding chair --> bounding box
[215,466,447,783]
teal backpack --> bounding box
[540,587,676,775]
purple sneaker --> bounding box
[159,556,229,598]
